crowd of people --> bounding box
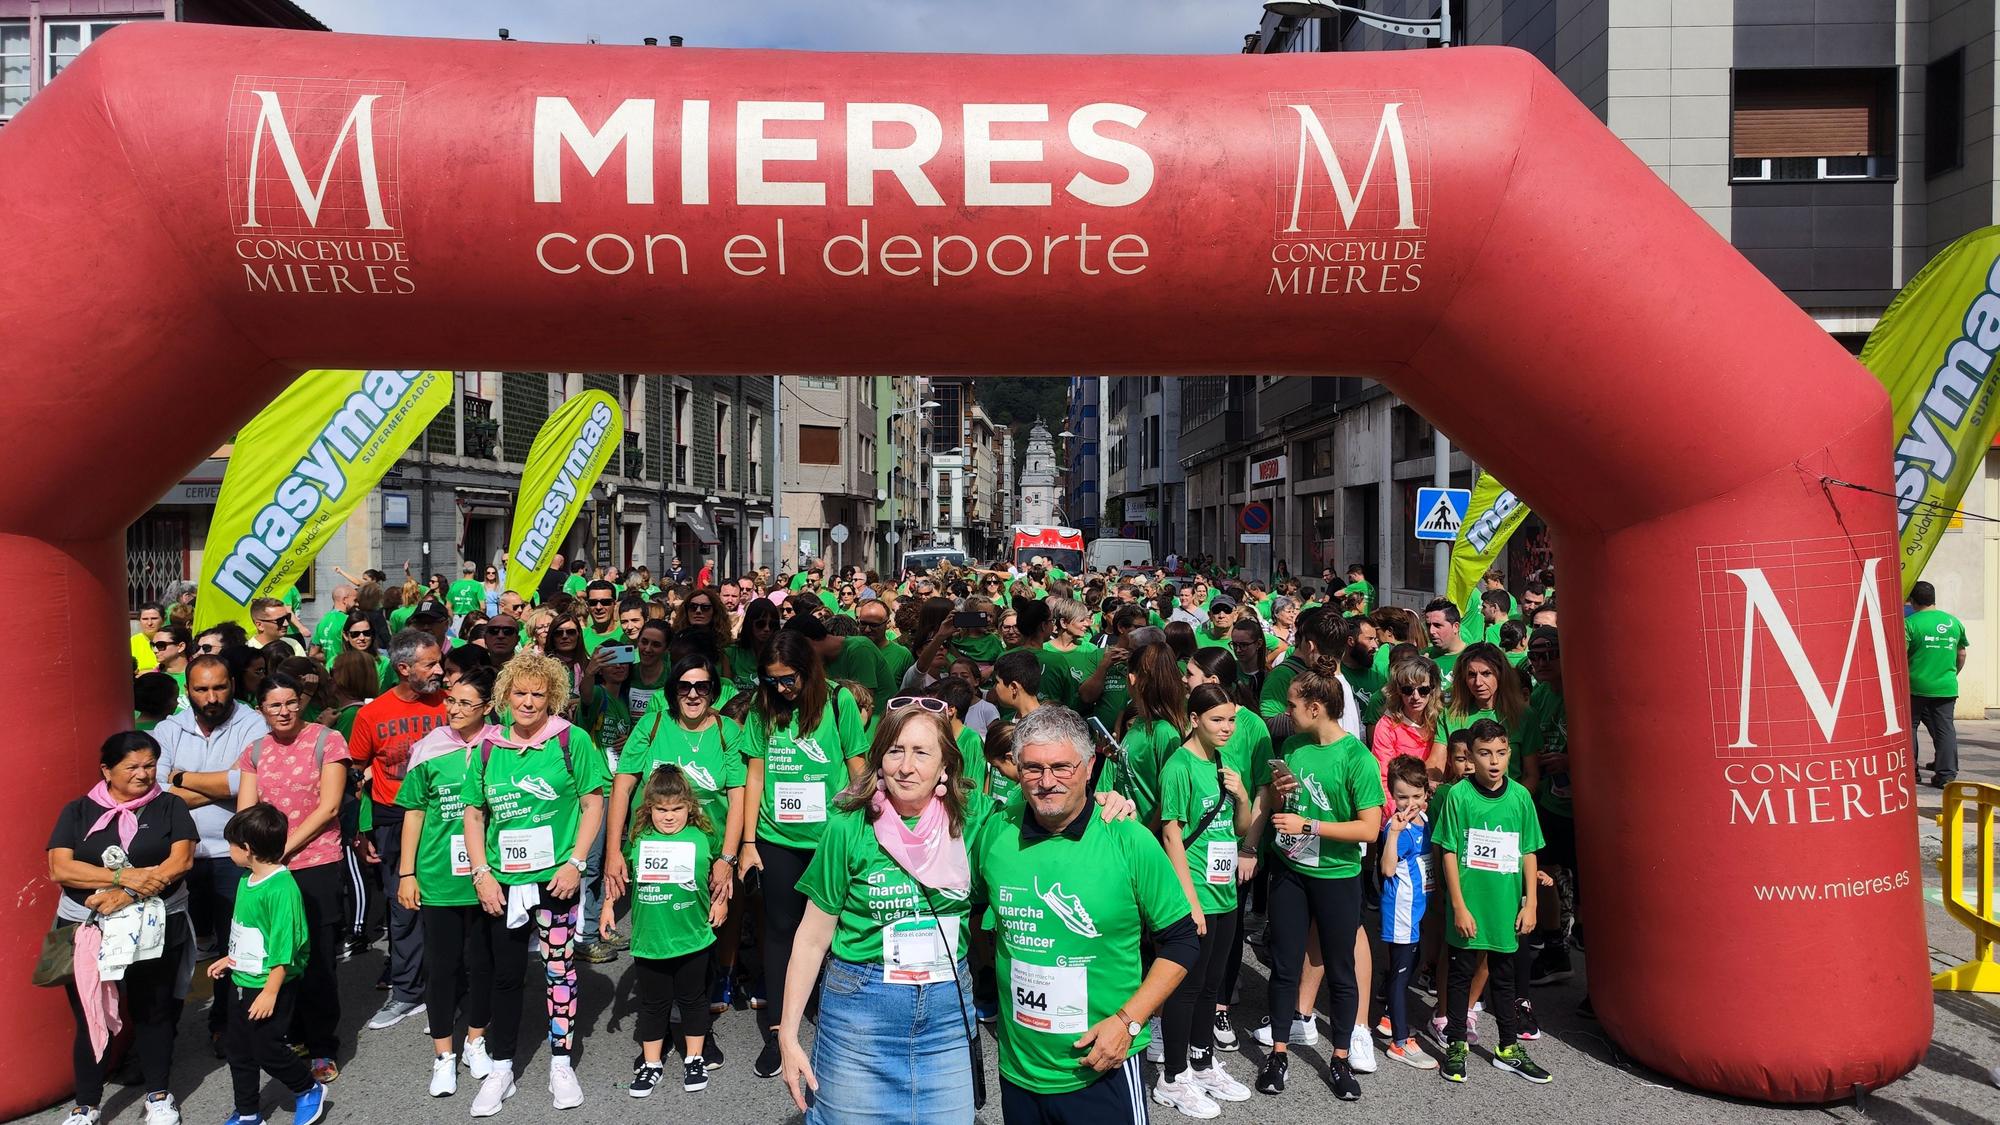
[58,551,1596,1124]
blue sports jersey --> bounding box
[1379,815,1430,944]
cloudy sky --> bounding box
[302,1,1262,54]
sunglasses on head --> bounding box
[886,695,950,715]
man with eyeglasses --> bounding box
[581,579,622,652]
[129,603,165,672]
[1515,626,1576,992]
[854,598,914,693]
[975,705,1198,1121]
[248,596,306,658]
[481,614,521,663]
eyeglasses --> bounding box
[675,679,718,698]
[587,598,616,607]
[1018,761,1083,781]
[262,699,302,711]
[886,695,950,715]
[763,672,801,689]
[1398,684,1434,697]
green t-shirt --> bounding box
[229,867,310,988]
[1192,624,1232,650]
[389,604,417,632]
[878,640,917,693]
[619,713,750,852]
[1091,662,1130,734]
[950,632,1005,669]
[462,726,612,885]
[974,809,1191,1094]
[1273,733,1384,879]
[799,802,987,967]
[1428,646,1463,688]
[1340,580,1376,612]
[563,573,589,598]
[789,572,813,592]
[583,621,622,654]
[1158,746,1240,914]
[987,764,1020,807]
[1516,682,1570,818]
[395,740,479,907]
[1040,641,1102,711]
[1104,717,1177,823]
[1218,705,1275,794]
[1432,776,1544,953]
[1259,656,1305,719]
[827,635,896,714]
[1343,656,1389,727]
[623,823,717,960]
[724,645,762,695]
[447,578,486,615]
[1906,607,1967,698]
[955,725,984,771]
[310,609,349,655]
[1436,704,1531,779]
[745,687,868,850]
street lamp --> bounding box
[1261,1,1451,46]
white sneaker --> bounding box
[469,1067,515,1117]
[1251,1016,1319,1047]
[463,1037,494,1080]
[1151,1075,1221,1120]
[1347,1024,1378,1073]
[549,1058,583,1111]
[1145,1015,1164,1063]
[61,1108,101,1125]
[142,1093,179,1125]
[1189,1060,1252,1103]
[431,1053,459,1097]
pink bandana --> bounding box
[85,780,163,851]
[485,715,573,752]
[871,790,969,894]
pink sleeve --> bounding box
[319,726,352,764]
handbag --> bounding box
[31,920,81,988]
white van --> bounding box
[1086,537,1154,573]
[900,547,969,573]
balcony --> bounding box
[464,397,498,460]
[621,431,643,477]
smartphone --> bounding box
[953,610,989,630]
[599,644,638,665]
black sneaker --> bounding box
[1255,1052,1288,1095]
[1441,1040,1469,1083]
[1528,945,1573,986]
[683,1056,710,1092]
[753,1032,783,1078]
[1491,1043,1553,1083]
[1329,1055,1361,1100]
[1212,1009,1238,1051]
[704,1033,724,1070]
[1514,999,1542,1041]
[628,1061,664,1098]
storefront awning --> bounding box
[679,506,721,545]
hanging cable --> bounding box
[1819,476,2000,526]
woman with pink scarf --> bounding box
[46,731,197,1125]
[776,699,1139,1123]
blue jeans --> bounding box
[808,957,976,1125]
[577,818,607,944]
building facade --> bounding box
[780,375,878,575]
[1019,423,1059,526]
[1063,376,1101,533]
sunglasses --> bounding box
[887,695,950,715]
[554,628,581,638]
[687,602,714,611]
[347,627,373,638]
[150,639,178,649]
[674,679,718,698]
[1529,649,1559,661]
[587,598,616,607]
[763,672,801,689]
[1399,684,1434,697]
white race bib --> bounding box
[882,915,962,985]
[637,839,697,885]
[773,781,827,825]
[1205,840,1238,885]
[449,833,472,878]
[228,921,267,976]
[1276,827,1319,867]
[497,824,556,873]
[1465,828,1520,874]
[1011,960,1089,1034]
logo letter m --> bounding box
[243,90,392,230]
[1282,102,1418,234]
[1726,557,1903,748]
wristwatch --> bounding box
[720,853,739,868]
[1117,1007,1143,1039]
[170,770,186,789]
[567,855,589,873]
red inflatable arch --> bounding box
[0,23,1929,1110]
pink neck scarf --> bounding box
[86,781,163,850]
[871,790,969,893]
[487,715,572,752]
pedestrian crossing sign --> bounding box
[1414,487,1471,541]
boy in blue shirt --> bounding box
[1378,756,1437,1069]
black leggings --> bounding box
[1265,866,1361,1055]
[226,981,313,1117]
[421,903,497,1042]
[1384,942,1420,1042]
[757,841,814,1035]
[65,913,190,1108]
[1218,898,1246,1007]
[636,950,714,1046]
[291,862,346,1058]
[486,885,579,1063]
[1162,904,1238,1079]
[1446,946,1520,1047]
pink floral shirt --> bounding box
[236,723,352,871]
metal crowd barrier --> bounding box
[1933,781,2000,993]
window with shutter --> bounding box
[1731,68,1893,182]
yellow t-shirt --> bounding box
[130,631,157,672]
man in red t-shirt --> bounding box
[348,627,447,1030]
[696,555,715,590]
